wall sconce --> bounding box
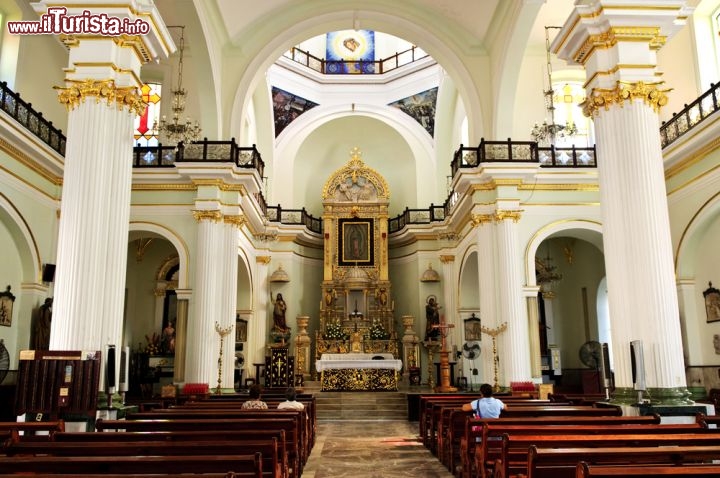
[420,263,440,282]
[269,264,290,283]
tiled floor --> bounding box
[301,420,455,478]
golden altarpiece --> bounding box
[314,149,400,362]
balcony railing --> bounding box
[0,81,66,156]
[133,139,265,179]
[266,205,322,234]
[451,139,597,177]
[661,82,720,149]
[283,45,429,75]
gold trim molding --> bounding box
[573,27,664,64]
[321,147,390,201]
[192,209,222,223]
[471,213,495,227]
[495,210,522,222]
[55,79,145,115]
[223,214,246,228]
[439,255,455,263]
[256,256,271,264]
[583,81,670,117]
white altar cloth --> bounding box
[316,353,402,372]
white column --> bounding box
[35,1,172,375]
[184,211,224,385]
[473,213,496,386]
[219,215,242,389]
[677,280,700,364]
[525,287,542,379]
[173,289,192,384]
[555,1,691,403]
[249,256,271,379]
[495,210,531,384]
[440,255,458,352]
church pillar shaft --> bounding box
[554,0,691,403]
[440,255,458,352]
[173,289,191,384]
[185,212,224,384]
[475,215,497,385]
[250,257,271,379]
[219,218,240,389]
[495,214,531,384]
[37,1,171,391]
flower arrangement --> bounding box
[369,321,390,340]
[145,332,161,355]
[324,322,348,340]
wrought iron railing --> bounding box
[133,139,265,178]
[266,205,322,234]
[661,82,720,148]
[451,139,597,177]
[0,81,66,156]
[283,45,429,75]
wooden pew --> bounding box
[459,414,661,478]
[494,433,720,478]
[0,475,248,478]
[527,444,720,478]
[95,418,301,478]
[0,453,264,477]
[0,420,64,440]
[4,438,284,478]
[576,461,720,477]
[125,408,310,462]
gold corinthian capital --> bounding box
[583,81,670,117]
[54,79,145,115]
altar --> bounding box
[316,353,402,391]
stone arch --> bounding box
[675,191,720,278]
[229,10,484,145]
[0,193,41,282]
[128,222,190,289]
[524,219,603,286]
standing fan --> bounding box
[0,339,9,384]
[463,342,481,390]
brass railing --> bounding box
[0,81,66,156]
[661,81,720,148]
[283,45,429,75]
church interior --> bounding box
[3,2,720,471]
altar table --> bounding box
[316,353,402,391]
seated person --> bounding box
[277,387,304,411]
[241,384,268,410]
[462,383,504,418]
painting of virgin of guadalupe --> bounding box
[338,218,374,266]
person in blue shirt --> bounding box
[462,383,505,418]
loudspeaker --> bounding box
[630,340,646,391]
[42,264,56,283]
[599,342,612,388]
[106,345,116,394]
[119,346,129,393]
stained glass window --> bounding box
[133,83,162,147]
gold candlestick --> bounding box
[480,322,507,392]
[215,321,234,395]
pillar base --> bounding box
[434,385,458,393]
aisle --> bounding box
[301,420,455,478]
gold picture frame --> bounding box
[704,282,720,323]
[338,218,374,266]
[0,286,15,327]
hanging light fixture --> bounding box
[531,26,577,146]
[154,26,202,145]
[536,243,562,298]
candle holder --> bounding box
[214,321,234,395]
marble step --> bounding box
[315,391,408,420]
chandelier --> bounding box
[154,26,201,145]
[531,26,577,146]
[536,243,562,298]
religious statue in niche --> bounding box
[336,176,377,202]
[32,297,53,349]
[425,295,441,341]
[270,292,289,332]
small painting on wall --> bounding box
[0,286,15,327]
[704,282,720,323]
